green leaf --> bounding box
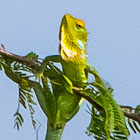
[27,94,36,105]
[128,119,136,133]
[85,82,129,139]
[113,135,128,139]
[0,62,2,71]
[13,112,24,131]
[25,52,38,61]
[132,121,140,133]
[19,87,27,109]
[135,105,140,113]
[48,63,73,94]
[14,122,20,131]
[21,79,29,88]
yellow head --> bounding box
[59,14,88,61]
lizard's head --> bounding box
[59,14,88,61]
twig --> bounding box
[120,105,140,111]
[123,112,140,123]
[0,44,38,69]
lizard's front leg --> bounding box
[86,63,104,85]
[35,55,63,76]
[86,63,113,93]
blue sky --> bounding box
[0,0,140,140]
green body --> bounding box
[51,15,88,126]
[35,14,89,128]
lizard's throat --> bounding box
[59,40,87,61]
[59,40,77,58]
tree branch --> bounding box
[123,112,140,123]
[73,87,140,124]
[121,105,140,123]
[72,87,103,111]
[0,44,38,69]
[1,45,140,124]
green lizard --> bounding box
[33,14,111,139]
[34,14,104,126]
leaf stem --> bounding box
[45,121,64,140]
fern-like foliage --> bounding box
[19,85,37,129]
[0,59,3,71]
[0,56,5,71]
[86,107,128,140]
[84,83,129,139]
[0,53,38,130]
[14,112,24,130]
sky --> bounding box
[0,0,140,140]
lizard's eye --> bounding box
[76,19,85,29]
[76,23,83,29]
